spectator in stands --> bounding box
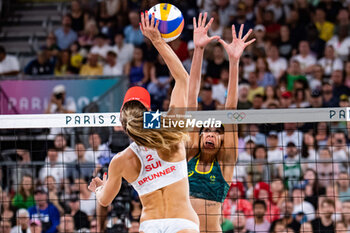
[343,62,350,86]
[43,33,60,60]
[303,168,325,210]
[270,178,288,208]
[242,53,255,80]
[290,88,309,108]
[277,25,294,59]
[314,147,339,188]
[246,200,270,232]
[28,220,41,233]
[24,50,54,75]
[12,175,35,209]
[223,182,253,220]
[66,143,94,182]
[330,131,348,162]
[123,11,143,46]
[335,221,347,233]
[223,211,251,233]
[309,89,323,108]
[147,54,172,108]
[75,178,95,216]
[45,84,76,114]
[0,46,20,76]
[198,84,219,110]
[129,219,140,233]
[292,41,316,75]
[318,45,343,78]
[267,131,283,163]
[53,134,76,163]
[322,82,337,107]
[39,148,65,183]
[69,42,83,73]
[0,192,15,225]
[300,133,317,161]
[205,43,228,84]
[237,84,252,109]
[314,7,334,42]
[70,0,88,33]
[79,53,103,76]
[331,70,350,102]
[68,194,89,230]
[252,24,267,57]
[341,200,350,230]
[247,72,264,102]
[212,67,229,106]
[103,51,123,76]
[338,172,350,202]
[256,57,276,87]
[90,34,111,60]
[111,31,134,68]
[269,219,287,233]
[78,19,99,50]
[327,25,350,61]
[267,45,288,81]
[12,149,33,190]
[278,142,303,190]
[124,47,149,87]
[208,10,223,37]
[183,41,201,74]
[279,91,292,109]
[11,209,30,233]
[55,14,78,50]
[278,123,303,148]
[0,220,12,233]
[311,199,335,233]
[253,182,280,222]
[169,38,189,62]
[28,186,60,233]
[44,176,64,215]
[58,214,75,233]
[335,8,350,35]
[85,132,111,166]
[292,185,316,222]
[89,219,97,233]
[54,50,72,76]
[309,65,325,91]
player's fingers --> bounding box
[242,28,253,41]
[145,10,149,27]
[202,12,208,27]
[244,38,256,46]
[198,12,202,27]
[218,38,228,48]
[232,25,237,39]
[193,17,197,29]
[204,17,214,31]
[103,172,107,182]
[209,35,220,42]
[151,12,155,28]
[140,12,145,29]
[238,24,244,39]
[155,19,160,30]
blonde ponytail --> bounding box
[121,101,189,151]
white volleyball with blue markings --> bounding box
[148,3,184,43]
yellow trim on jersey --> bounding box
[160,3,171,21]
[188,171,194,177]
[195,156,214,174]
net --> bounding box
[0,107,349,233]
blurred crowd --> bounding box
[2,0,350,232]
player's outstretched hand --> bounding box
[193,12,219,49]
[140,11,162,43]
[218,24,255,62]
[88,172,107,193]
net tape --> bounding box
[0,107,348,129]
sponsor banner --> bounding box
[0,79,119,114]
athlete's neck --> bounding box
[200,150,216,164]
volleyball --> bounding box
[148,3,184,43]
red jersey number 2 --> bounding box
[146,155,153,162]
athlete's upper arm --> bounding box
[97,153,126,207]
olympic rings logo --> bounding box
[227,112,246,121]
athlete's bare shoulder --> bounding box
[110,145,141,182]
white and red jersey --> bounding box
[129,142,187,196]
